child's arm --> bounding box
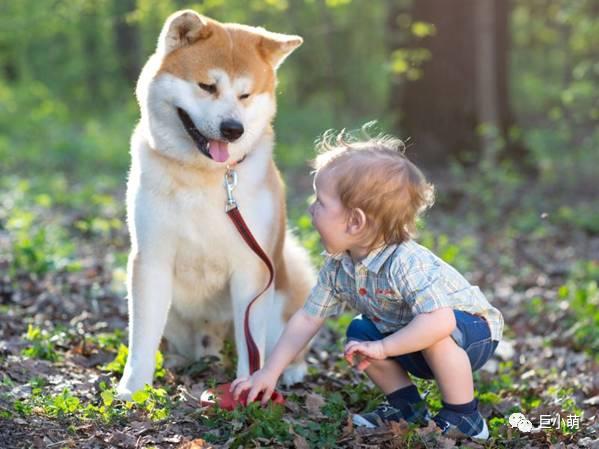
[231,308,325,404]
[345,307,455,370]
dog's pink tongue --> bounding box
[208,140,229,163]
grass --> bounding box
[201,402,292,447]
[525,260,599,361]
[9,383,174,424]
[21,324,62,362]
[100,344,166,381]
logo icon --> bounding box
[509,412,533,433]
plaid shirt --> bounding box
[303,240,504,342]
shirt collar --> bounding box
[361,244,399,273]
[322,250,341,260]
[324,243,399,274]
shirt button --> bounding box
[358,288,367,296]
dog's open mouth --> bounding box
[176,107,230,163]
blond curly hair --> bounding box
[312,126,435,250]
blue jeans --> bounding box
[346,310,499,379]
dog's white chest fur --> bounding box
[132,147,276,324]
[173,193,268,320]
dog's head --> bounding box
[137,10,302,167]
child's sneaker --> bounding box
[352,400,430,429]
[432,408,489,441]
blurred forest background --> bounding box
[0,1,598,448]
[1,0,597,183]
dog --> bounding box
[116,10,315,399]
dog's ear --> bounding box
[258,31,303,70]
[157,10,212,55]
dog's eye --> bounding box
[239,93,251,100]
[198,83,217,94]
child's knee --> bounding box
[423,335,458,354]
[346,315,382,342]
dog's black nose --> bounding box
[220,119,244,142]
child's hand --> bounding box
[230,369,278,406]
[344,340,386,371]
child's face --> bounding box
[308,169,353,255]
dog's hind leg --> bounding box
[162,309,194,368]
[117,250,174,400]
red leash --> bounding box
[200,168,284,409]
[227,206,273,374]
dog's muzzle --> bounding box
[176,107,211,158]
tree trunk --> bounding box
[385,0,409,130]
[390,0,523,167]
[113,0,140,86]
[475,0,500,160]
[494,0,529,164]
[0,46,18,82]
[82,9,100,97]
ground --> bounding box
[0,168,598,449]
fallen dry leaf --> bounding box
[304,392,326,416]
[388,419,409,437]
[177,438,213,449]
[437,435,458,449]
[292,432,310,449]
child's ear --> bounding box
[347,208,367,235]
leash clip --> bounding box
[224,168,238,212]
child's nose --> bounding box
[307,203,314,216]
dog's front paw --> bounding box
[281,362,307,386]
[116,383,134,401]
[116,377,151,401]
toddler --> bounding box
[231,131,503,441]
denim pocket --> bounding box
[454,310,491,344]
[465,337,493,370]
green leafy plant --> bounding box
[7,211,77,276]
[13,386,79,419]
[558,278,599,358]
[419,231,478,274]
[91,329,125,352]
[293,389,347,448]
[101,344,166,380]
[339,380,384,412]
[555,205,599,235]
[294,212,324,265]
[202,401,291,448]
[11,381,174,424]
[130,385,171,421]
[529,261,599,360]
[22,324,60,362]
[44,388,81,417]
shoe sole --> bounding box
[352,413,377,429]
[471,419,489,441]
[355,417,489,441]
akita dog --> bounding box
[116,10,315,399]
